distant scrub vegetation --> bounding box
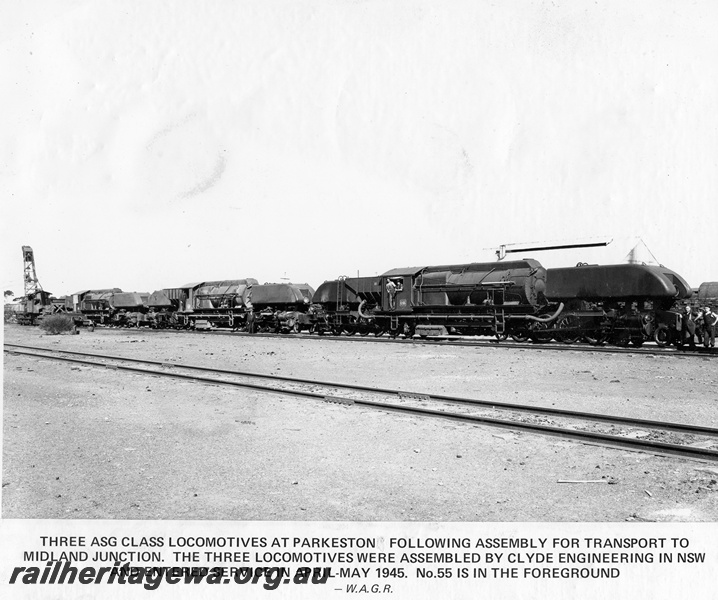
[40,314,76,335]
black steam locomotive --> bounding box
[12,255,699,347]
[44,280,316,334]
[146,280,314,333]
[310,261,693,347]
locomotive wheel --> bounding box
[374,328,386,337]
[495,331,509,341]
[284,318,296,334]
[613,334,630,347]
[530,322,552,343]
[511,331,529,343]
[653,324,671,347]
[556,315,580,344]
[631,337,644,347]
[583,331,606,345]
[342,316,358,336]
[387,325,402,339]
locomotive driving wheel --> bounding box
[556,315,580,344]
[511,329,529,343]
[583,327,607,345]
[343,316,358,336]
[355,317,372,336]
[387,324,402,339]
[653,324,671,347]
[282,317,298,334]
[529,321,553,342]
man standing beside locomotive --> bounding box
[681,305,697,349]
[244,284,255,334]
[695,306,718,348]
[386,279,397,310]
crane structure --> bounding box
[22,245,44,297]
[18,245,52,324]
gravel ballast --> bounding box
[3,325,718,521]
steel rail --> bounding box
[5,343,717,436]
[87,325,717,358]
[6,344,718,463]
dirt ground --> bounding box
[3,324,718,521]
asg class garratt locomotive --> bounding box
[8,246,704,347]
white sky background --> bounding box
[1,0,717,297]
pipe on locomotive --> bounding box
[358,298,564,324]
[357,299,373,320]
[506,302,565,323]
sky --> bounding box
[2,0,717,299]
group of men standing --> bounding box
[682,305,718,348]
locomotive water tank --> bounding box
[545,264,692,306]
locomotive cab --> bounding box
[381,272,413,312]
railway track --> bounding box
[68,324,718,358]
[6,342,718,463]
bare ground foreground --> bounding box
[3,325,718,521]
